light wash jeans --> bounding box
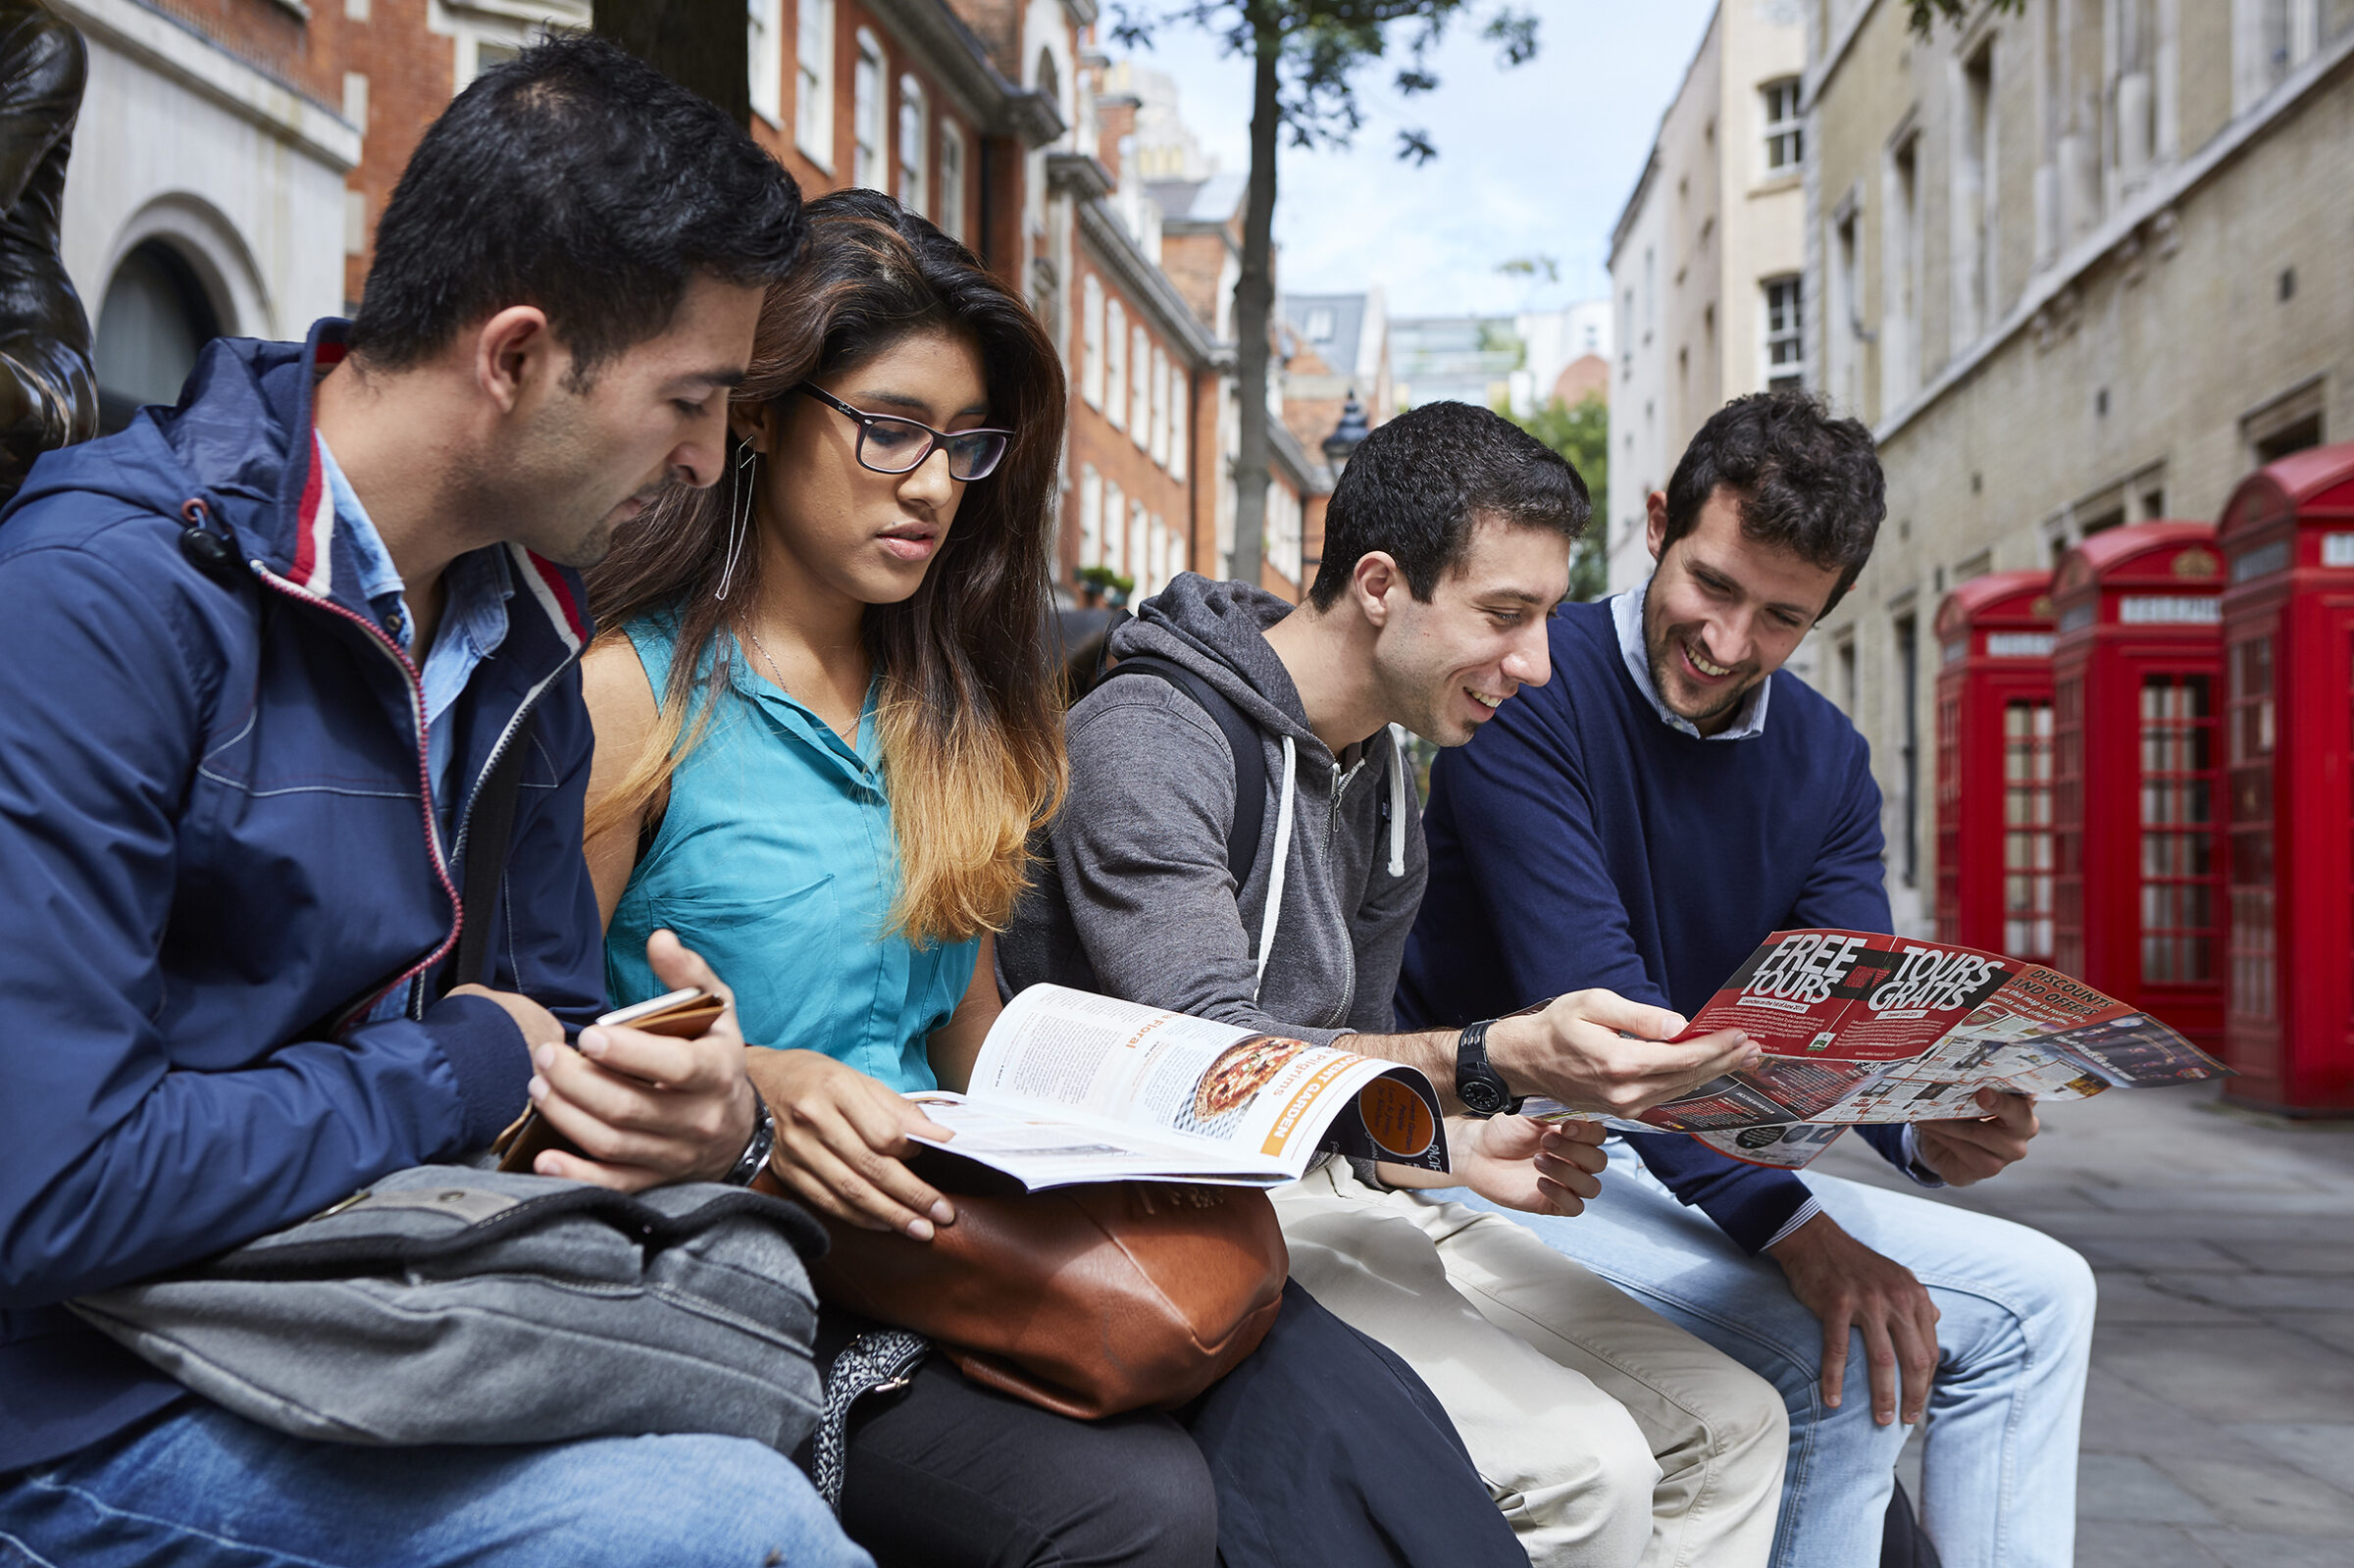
[0,1400,871,1568]
[1441,1140,2095,1568]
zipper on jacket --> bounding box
[1325,757,1363,1031]
[420,651,581,1018]
[247,562,559,1033]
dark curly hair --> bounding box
[351,33,804,383]
[1309,400,1590,610]
[1662,389,1885,617]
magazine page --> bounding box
[900,1093,1299,1189]
[1810,966,2129,1120]
[935,985,1449,1189]
[1625,931,2017,1134]
[1522,932,2228,1171]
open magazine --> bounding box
[1524,929,2229,1170]
[906,984,1451,1190]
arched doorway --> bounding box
[94,239,222,432]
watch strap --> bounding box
[1456,1017,1524,1119]
[722,1089,778,1187]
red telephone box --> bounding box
[1934,571,2058,962]
[2049,522,2226,1048]
[2217,441,2354,1115]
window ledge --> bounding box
[1751,171,1802,197]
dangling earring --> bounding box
[715,443,757,601]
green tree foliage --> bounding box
[1513,394,1608,602]
[1110,2,1538,588]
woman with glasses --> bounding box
[578,191,1521,1568]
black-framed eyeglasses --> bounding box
[795,383,1012,481]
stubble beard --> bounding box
[1643,576,1758,728]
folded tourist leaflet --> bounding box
[1523,928,2229,1170]
[906,984,1450,1190]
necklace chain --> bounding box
[742,624,858,748]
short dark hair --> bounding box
[1662,389,1885,616]
[1308,401,1590,609]
[350,34,804,382]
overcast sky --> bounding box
[1120,1,1718,317]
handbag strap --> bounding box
[441,728,535,997]
[811,1330,929,1513]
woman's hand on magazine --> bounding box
[1457,1115,1610,1216]
[742,1047,959,1240]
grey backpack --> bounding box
[71,1164,827,1452]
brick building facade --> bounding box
[65,0,1324,605]
[62,0,359,424]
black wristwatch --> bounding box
[1455,1018,1523,1118]
[722,1090,778,1187]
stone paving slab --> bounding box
[1808,1079,2354,1564]
[2182,1529,2354,1568]
[2074,1519,2230,1568]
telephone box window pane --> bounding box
[2224,631,2279,1023]
[1998,696,2056,963]
[2138,672,2220,986]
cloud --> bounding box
[1127,0,1716,314]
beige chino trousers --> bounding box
[1273,1162,1786,1568]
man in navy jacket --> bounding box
[0,39,867,1568]
[1401,391,2095,1568]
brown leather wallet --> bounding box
[491,989,726,1173]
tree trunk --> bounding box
[1228,12,1281,591]
[591,0,748,125]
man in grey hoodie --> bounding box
[1001,402,1791,1568]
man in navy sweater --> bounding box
[1400,391,2095,1568]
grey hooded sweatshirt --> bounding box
[999,574,1426,1045]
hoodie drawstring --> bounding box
[1253,734,1298,1001]
[1387,724,1408,878]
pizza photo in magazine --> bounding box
[1523,929,2229,1170]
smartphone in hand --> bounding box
[489,988,724,1172]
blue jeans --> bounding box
[1443,1141,2094,1568]
[0,1399,871,1568]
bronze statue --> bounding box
[0,0,93,503]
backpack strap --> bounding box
[1100,655,1266,891]
[440,727,535,996]
[1088,606,1132,692]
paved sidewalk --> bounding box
[1810,1078,2354,1568]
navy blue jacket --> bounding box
[1397,597,1910,1253]
[0,325,606,1471]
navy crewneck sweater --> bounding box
[1398,595,1913,1253]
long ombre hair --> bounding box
[587,189,1066,946]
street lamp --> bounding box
[1321,388,1369,475]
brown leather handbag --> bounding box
[766,1165,1288,1421]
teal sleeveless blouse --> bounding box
[604,610,974,1092]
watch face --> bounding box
[1459,1075,1508,1116]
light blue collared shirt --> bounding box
[316,436,513,821]
[603,609,971,1094]
[1610,576,1772,741]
